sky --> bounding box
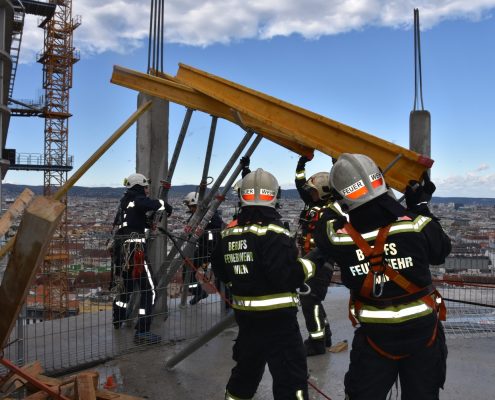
[6,0,495,198]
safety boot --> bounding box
[304,338,326,356]
[324,323,332,347]
[189,289,208,305]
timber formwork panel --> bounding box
[176,64,434,192]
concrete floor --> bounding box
[89,287,495,399]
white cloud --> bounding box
[435,172,495,197]
[18,0,495,63]
[472,163,490,172]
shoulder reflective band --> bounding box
[351,299,433,324]
[327,215,431,244]
[222,223,289,238]
[126,201,135,209]
[232,293,299,311]
[298,258,316,280]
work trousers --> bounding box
[112,241,156,333]
[344,326,448,400]
[226,314,308,400]
[300,265,333,340]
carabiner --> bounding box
[372,271,385,298]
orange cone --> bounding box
[103,374,118,390]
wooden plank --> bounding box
[0,188,35,237]
[75,372,97,400]
[23,391,50,400]
[175,63,434,193]
[111,65,313,157]
[0,196,65,348]
[0,361,43,395]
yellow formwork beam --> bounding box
[111,66,313,157]
[175,64,433,193]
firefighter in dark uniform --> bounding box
[211,168,317,400]
[295,155,337,355]
[313,153,451,400]
[111,173,172,344]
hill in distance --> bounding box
[2,183,495,205]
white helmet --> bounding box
[240,168,279,208]
[183,192,199,207]
[330,153,387,211]
[124,173,150,188]
[303,172,332,201]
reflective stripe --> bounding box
[143,262,156,305]
[139,308,146,315]
[327,215,431,244]
[225,390,251,400]
[352,300,433,324]
[295,171,305,179]
[208,231,214,241]
[222,223,289,238]
[310,304,325,338]
[158,199,166,211]
[117,221,128,229]
[124,238,146,243]
[115,301,127,308]
[232,293,299,311]
[298,258,315,280]
[189,283,199,288]
[296,390,304,400]
[126,201,135,209]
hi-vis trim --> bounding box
[115,301,127,308]
[298,258,316,280]
[295,171,305,179]
[222,223,289,238]
[225,390,251,400]
[326,215,431,245]
[158,199,166,211]
[341,179,368,200]
[127,201,135,208]
[296,389,304,400]
[232,293,299,311]
[310,304,325,338]
[351,300,433,324]
[124,238,146,243]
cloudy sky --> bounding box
[8,0,495,197]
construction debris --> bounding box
[0,360,144,400]
[328,340,349,353]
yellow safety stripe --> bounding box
[351,299,433,324]
[222,223,289,238]
[295,170,306,180]
[309,304,325,338]
[225,389,252,400]
[326,215,431,245]
[298,258,316,280]
[232,293,299,311]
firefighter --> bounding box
[295,155,338,355]
[182,191,224,305]
[111,173,172,344]
[313,153,451,400]
[211,168,318,400]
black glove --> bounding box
[240,156,250,168]
[405,172,436,209]
[297,154,313,168]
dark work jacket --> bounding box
[114,186,164,235]
[314,195,452,355]
[211,206,314,320]
[190,210,224,267]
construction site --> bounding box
[0,1,494,399]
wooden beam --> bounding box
[75,373,97,400]
[0,196,65,349]
[175,63,434,193]
[0,188,35,237]
[111,65,313,157]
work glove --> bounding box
[240,156,250,168]
[405,172,436,216]
[297,153,313,169]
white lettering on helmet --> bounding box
[341,180,364,196]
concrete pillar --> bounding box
[409,110,431,158]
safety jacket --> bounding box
[314,212,451,356]
[114,186,166,235]
[211,208,316,318]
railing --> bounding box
[1,231,494,375]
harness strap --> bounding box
[344,222,446,358]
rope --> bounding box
[307,378,333,400]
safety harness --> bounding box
[344,222,446,360]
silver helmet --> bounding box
[303,172,332,201]
[183,191,199,207]
[330,153,387,211]
[240,168,279,208]
[124,173,150,188]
